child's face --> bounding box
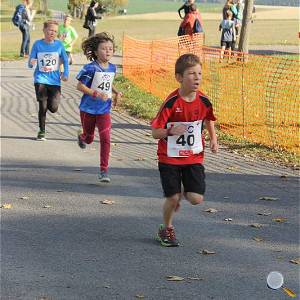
[43,24,58,42]
[176,64,202,93]
[64,17,72,26]
[95,41,114,63]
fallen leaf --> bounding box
[135,294,145,299]
[144,133,152,137]
[116,158,123,161]
[73,169,82,172]
[43,205,51,208]
[250,223,263,228]
[280,175,288,180]
[224,218,232,222]
[0,203,12,209]
[187,277,204,281]
[259,196,278,201]
[272,217,287,223]
[112,143,117,146]
[101,199,115,205]
[19,196,29,200]
[253,237,264,242]
[104,285,111,289]
[257,212,271,216]
[166,276,184,281]
[204,208,218,213]
[57,190,63,192]
[201,249,216,255]
[276,256,284,260]
[223,196,229,199]
[134,157,146,161]
[289,258,300,264]
[226,166,240,171]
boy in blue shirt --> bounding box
[76,32,122,183]
[28,20,69,140]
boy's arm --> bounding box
[77,81,108,100]
[204,119,218,153]
[152,124,186,139]
[28,42,37,68]
[178,5,185,19]
[112,84,122,107]
[60,46,69,81]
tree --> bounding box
[238,0,254,54]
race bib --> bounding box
[167,121,203,157]
[37,52,59,72]
[90,72,115,99]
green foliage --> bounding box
[114,76,162,120]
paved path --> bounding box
[1,56,299,300]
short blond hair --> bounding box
[43,20,59,29]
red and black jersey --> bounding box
[151,89,216,165]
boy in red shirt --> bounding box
[151,54,218,247]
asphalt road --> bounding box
[1,55,299,300]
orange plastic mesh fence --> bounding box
[123,35,299,154]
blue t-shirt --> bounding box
[28,39,69,86]
[76,61,116,115]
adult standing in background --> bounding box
[17,0,36,57]
[178,0,195,20]
[84,0,101,37]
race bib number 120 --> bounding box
[37,52,59,72]
[167,121,203,157]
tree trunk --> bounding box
[238,0,254,54]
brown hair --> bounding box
[43,20,59,29]
[81,32,115,61]
[175,54,201,75]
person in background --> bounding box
[84,0,102,37]
[28,20,69,141]
[58,14,78,65]
[219,10,236,61]
[178,3,204,36]
[18,0,36,57]
[178,0,195,19]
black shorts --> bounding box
[221,41,233,49]
[34,83,61,103]
[158,162,205,197]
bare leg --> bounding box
[163,193,181,228]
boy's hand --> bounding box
[113,91,122,107]
[96,92,109,101]
[30,58,37,66]
[210,139,219,153]
[169,124,186,136]
[61,75,68,82]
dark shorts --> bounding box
[221,41,233,49]
[34,83,61,103]
[158,162,205,197]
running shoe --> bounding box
[156,224,179,247]
[98,171,110,183]
[36,130,46,141]
[77,130,86,149]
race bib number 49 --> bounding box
[37,52,59,72]
[167,121,203,157]
[91,71,115,99]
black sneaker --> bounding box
[77,130,86,149]
[36,130,46,141]
[156,224,179,247]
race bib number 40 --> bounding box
[91,72,115,99]
[167,121,203,157]
[37,52,59,72]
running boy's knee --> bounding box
[167,194,181,207]
[48,106,58,113]
[185,192,204,205]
